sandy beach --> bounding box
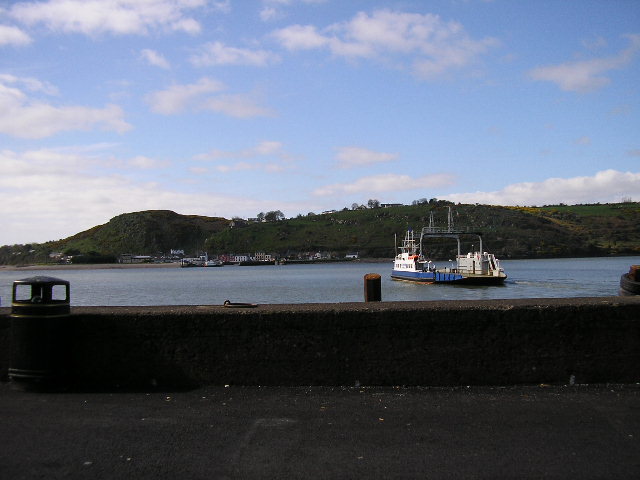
[0,262,181,271]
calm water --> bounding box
[0,257,638,306]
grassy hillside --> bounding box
[48,210,229,256]
[1,202,638,265]
[521,204,640,254]
[205,202,640,259]
[0,209,231,265]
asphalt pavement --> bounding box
[1,382,639,479]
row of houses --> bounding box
[118,250,359,264]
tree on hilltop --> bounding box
[264,210,285,222]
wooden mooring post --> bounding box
[364,273,381,302]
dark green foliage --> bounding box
[1,203,638,265]
[0,243,51,266]
[70,254,118,264]
[204,202,640,259]
[40,210,229,261]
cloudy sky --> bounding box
[1,0,639,245]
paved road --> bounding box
[1,382,639,479]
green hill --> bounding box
[51,210,230,255]
[0,210,229,265]
[1,202,639,265]
[204,202,640,259]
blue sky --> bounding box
[1,0,639,245]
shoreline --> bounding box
[2,256,635,272]
[0,262,182,271]
[0,258,392,271]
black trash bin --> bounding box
[9,276,70,389]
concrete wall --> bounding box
[1,297,639,389]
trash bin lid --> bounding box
[14,276,70,286]
[12,276,70,307]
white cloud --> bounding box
[313,172,455,196]
[272,24,328,49]
[189,41,280,67]
[213,161,277,172]
[0,24,32,46]
[263,0,326,4]
[442,170,640,206]
[0,75,131,138]
[145,77,225,114]
[9,0,207,36]
[197,140,286,160]
[528,34,640,93]
[253,140,285,156]
[201,93,272,118]
[195,140,294,172]
[271,9,498,79]
[0,147,286,244]
[206,1,231,14]
[260,7,279,22]
[146,78,271,118]
[260,0,327,22]
[140,48,170,69]
[0,73,58,95]
[335,146,398,169]
[188,166,208,175]
[128,155,169,169]
[215,161,257,173]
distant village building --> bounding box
[230,219,250,228]
[170,249,185,255]
[49,252,70,264]
[345,252,359,259]
[119,254,153,264]
[380,203,403,208]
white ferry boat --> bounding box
[391,209,507,285]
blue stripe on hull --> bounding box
[391,270,435,282]
[392,270,487,284]
[392,269,505,284]
[433,272,465,283]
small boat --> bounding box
[391,209,507,285]
[180,254,223,267]
[180,258,200,267]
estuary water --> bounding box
[1,256,638,306]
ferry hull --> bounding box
[392,269,507,285]
[391,270,436,283]
[445,274,507,285]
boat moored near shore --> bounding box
[392,209,507,285]
[180,253,223,268]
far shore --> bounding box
[0,258,391,272]
[0,258,391,271]
[0,262,181,271]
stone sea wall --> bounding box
[1,297,639,389]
